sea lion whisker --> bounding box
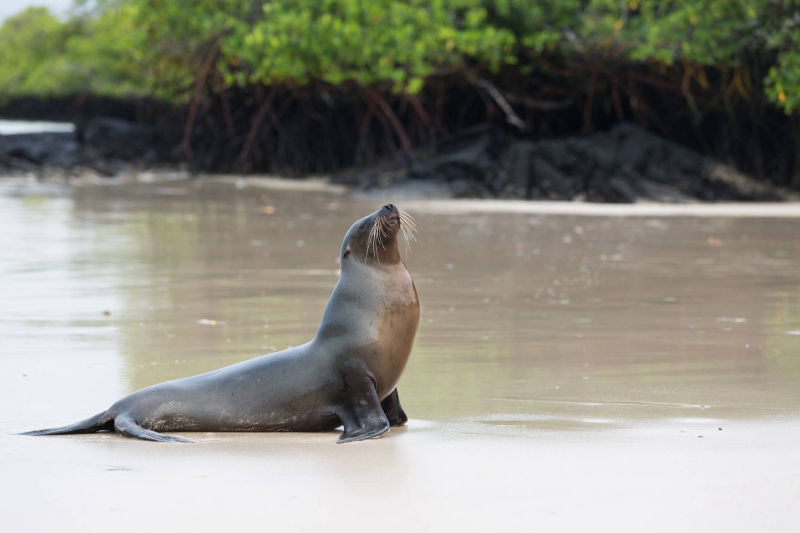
[398,209,416,226]
[368,218,381,263]
[399,216,416,231]
[398,212,417,235]
[397,208,414,221]
[365,222,376,261]
[379,218,388,248]
[397,211,416,257]
[400,226,412,257]
[399,216,417,242]
[398,222,408,241]
[379,217,389,239]
[372,223,380,260]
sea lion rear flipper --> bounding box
[20,411,112,436]
[381,388,408,427]
[337,377,390,444]
[113,413,193,443]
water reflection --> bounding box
[3,179,799,432]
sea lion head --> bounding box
[340,204,414,265]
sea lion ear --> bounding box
[343,249,351,259]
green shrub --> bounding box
[1,1,798,112]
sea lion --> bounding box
[22,204,419,443]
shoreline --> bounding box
[401,198,800,218]
[5,172,800,218]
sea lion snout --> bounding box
[381,204,400,228]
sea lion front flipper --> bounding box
[381,388,408,427]
[337,377,390,444]
[113,413,193,443]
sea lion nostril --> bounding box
[383,203,395,212]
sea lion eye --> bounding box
[343,250,351,259]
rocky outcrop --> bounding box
[402,123,786,202]
[0,117,170,177]
[1,117,791,201]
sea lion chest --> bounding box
[326,261,419,398]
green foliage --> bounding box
[0,5,147,98]
[500,0,800,113]
[1,1,800,112]
[129,0,251,101]
[227,0,514,92]
[0,8,72,96]
[766,18,800,114]
[63,4,149,96]
[620,1,765,65]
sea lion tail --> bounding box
[19,411,112,436]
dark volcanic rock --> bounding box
[402,123,786,202]
[1,117,170,177]
[0,132,79,171]
[1,115,790,202]
[1,132,76,164]
[77,117,162,162]
[408,136,494,197]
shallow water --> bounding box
[1,177,799,531]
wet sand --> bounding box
[2,176,799,531]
